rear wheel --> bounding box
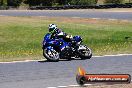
[78,45,92,59]
[43,48,60,62]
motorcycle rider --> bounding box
[48,24,73,42]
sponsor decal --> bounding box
[76,67,131,86]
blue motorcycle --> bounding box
[42,33,92,62]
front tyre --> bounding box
[78,45,92,59]
[43,48,60,62]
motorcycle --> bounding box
[42,33,92,62]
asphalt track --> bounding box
[0,55,132,88]
[0,10,132,88]
[0,10,132,20]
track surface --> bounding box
[0,55,132,88]
[0,10,132,87]
[0,10,132,20]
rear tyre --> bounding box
[78,45,92,60]
[43,48,59,62]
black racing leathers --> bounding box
[50,28,72,42]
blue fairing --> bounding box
[46,46,53,50]
[73,36,82,42]
[43,33,69,51]
[44,33,51,42]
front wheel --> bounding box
[77,45,92,59]
[43,48,60,62]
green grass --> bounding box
[0,16,132,62]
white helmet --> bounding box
[48,24,57,33]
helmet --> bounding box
[48,24,57,33]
